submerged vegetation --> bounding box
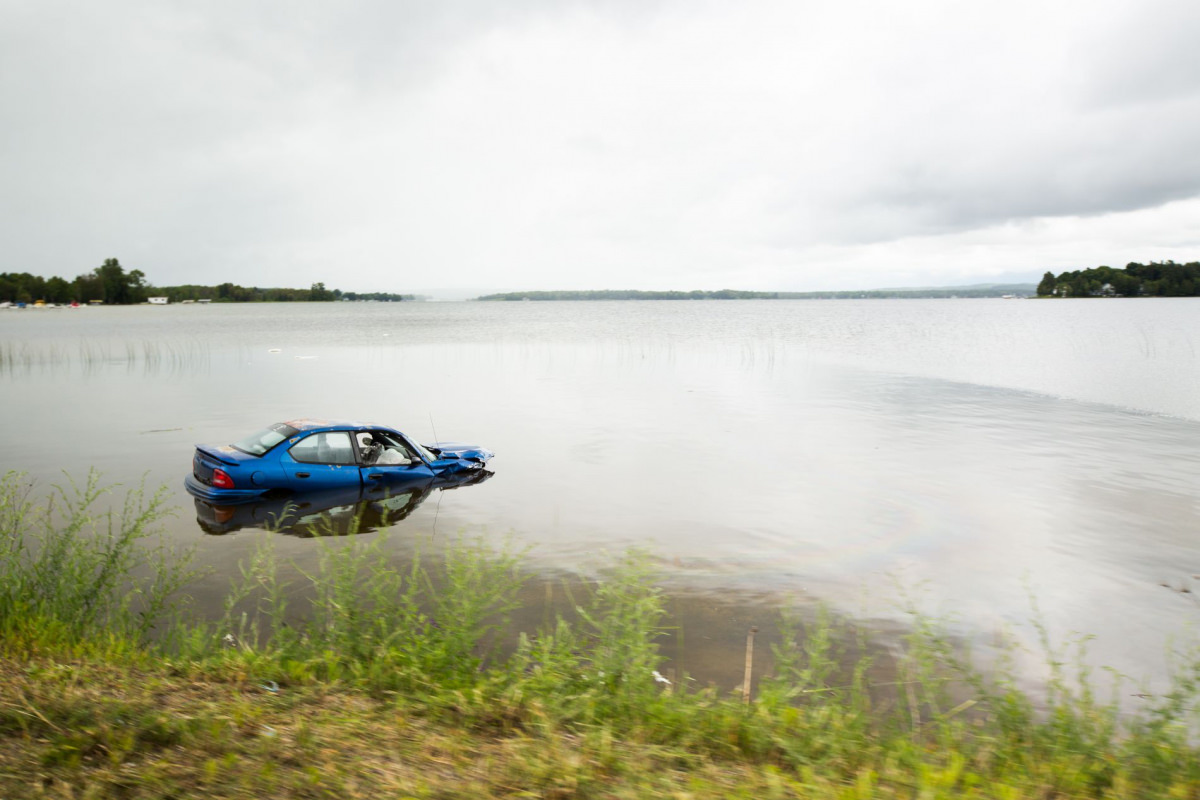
[0,337,212,376]
[5,471,1200,798]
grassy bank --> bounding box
[3,472,1200,798]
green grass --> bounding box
[4,469,1200,798]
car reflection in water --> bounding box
[192,468,493,536]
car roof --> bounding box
[282,418,383,433]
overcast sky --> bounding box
[3,0,1199,297]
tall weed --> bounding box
[0,470,194,646]
[208,521,526,694]
[505,551,672,728]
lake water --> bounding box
[3,299,1200,690]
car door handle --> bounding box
[366,473,382,480]
[296,472,310,479]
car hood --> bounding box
[424,442,494,462]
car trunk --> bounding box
[191,445,259,488]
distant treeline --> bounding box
[2,259,150,305]
[1037,261,1200,297]
[478,289,781,301]
[776,284,1035,299]
[162,284,412,303]
[0,258,412,304]
[477,284,1037,301]
[160,282,338,303]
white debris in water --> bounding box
[294,355,317,360]
[267,348,281,353]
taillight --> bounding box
[212,468,235,489]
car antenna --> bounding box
[429,411,443,536]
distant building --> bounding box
[148,296,168,305]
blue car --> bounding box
[193,467,494,536]
[184,418,494,502]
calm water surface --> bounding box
[3,299,1200,687]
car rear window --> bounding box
[232,423,301,456]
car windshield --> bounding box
[232,423,300,456]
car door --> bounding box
[358,429,435,490]
[279,431,363,491]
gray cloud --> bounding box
[2,0,1198,293]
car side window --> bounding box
[289,432,356,465]
[357,430,417,466]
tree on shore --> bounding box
[73,271,105,302]
[94,258,147,304]
[1037,261,1199,298]
[0,261,361,304]
[1036,271,1057,296]
[0,259,145,304]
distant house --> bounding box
[148,296,168,305]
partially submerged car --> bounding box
[193,467,493,536]
[184,419,494,502]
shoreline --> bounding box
[5,474,1200,798]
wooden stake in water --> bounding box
[743,626,758,705]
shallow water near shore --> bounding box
[3,299,1200,690]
